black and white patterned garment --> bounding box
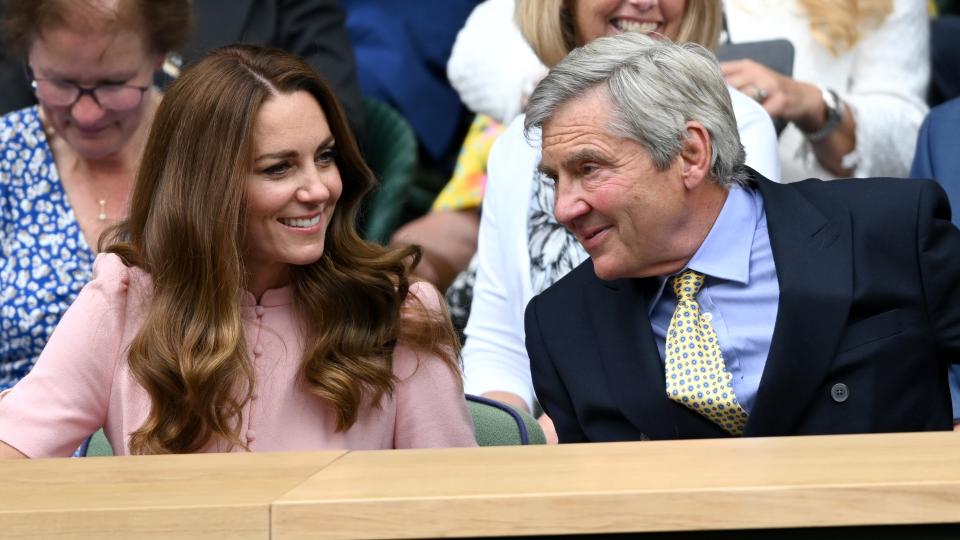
[445,166,589,339]
[445,254,477,342]
[527,169,588,295]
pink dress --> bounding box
[0,254,475,456]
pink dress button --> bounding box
[253,345,264,356]
[246,430,256,443]
[255,306,265,317]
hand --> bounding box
[720,59,825,132]
[538,413,559,444]
[390,209,480,291]
[954,421,960,432]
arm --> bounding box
[0,255,127,458]
[461,117,538,411]
[446,0,548,123]
[0,441,26,459]
[393,282,476,448]
[840,0,929,178]
[722,0,929,178]
[278,0,365,137]
[728,86,781,182]
[524,296,586,443]
[910,115,960,425]
[0,390,25,458]
[915,181,960,427]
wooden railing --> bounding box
[3,431,960,539]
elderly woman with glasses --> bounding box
[0,0,191,390]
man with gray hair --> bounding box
[525,33,960,442]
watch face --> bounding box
[808,86,843,141]
[822,87,840,114]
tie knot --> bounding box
[672,269,705,300]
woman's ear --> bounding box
[680,121,712,190]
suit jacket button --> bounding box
[831,383,849,403]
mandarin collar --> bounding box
[240,286,294,307]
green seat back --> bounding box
[358,97,418,244]
[83,428,114,457]
[467,394,547,446]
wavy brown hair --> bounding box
[516,0,723,68]
[103,45,460,454]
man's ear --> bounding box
[679,121,712,190]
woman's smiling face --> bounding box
[243,90,343,294]
[570,0,687,46]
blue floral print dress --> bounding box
[0,106,95,390]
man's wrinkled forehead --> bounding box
[537,90,621,177]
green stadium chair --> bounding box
[358,97,419,245]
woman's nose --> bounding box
[70,93,108,127]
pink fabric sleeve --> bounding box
[393,281,476,448]
[0,253,132,457]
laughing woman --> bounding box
[0,45,475,457]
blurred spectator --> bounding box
[0,0,191,390]
[447,0,548,124]
[344,0,485,290]
[910,96,960,425]
[722,0,929,180]
[342,0,481,171]
[0,0,365,137]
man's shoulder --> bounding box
[767,175,941,213]
[759,175,948,241]
[531,259,604,310]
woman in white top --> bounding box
[721,0,929,180]
[460,0,781,441]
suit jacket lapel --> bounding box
[746,177,853,436]
[590,273,726,439]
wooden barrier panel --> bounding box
[3,432,960,539]
[272,432,960,539]
[0,450,344,540]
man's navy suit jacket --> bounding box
[526,172,960,442]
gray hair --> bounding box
[524,32,748,187]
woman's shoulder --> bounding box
[402,280,444,317]
[727,85,769,123]
[87,253,152,301]
[0,106,43,146]
[393,280,456,377]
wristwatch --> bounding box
[805,85,844,142]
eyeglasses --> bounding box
[31,78,150,111]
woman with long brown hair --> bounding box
[0,45,475,457]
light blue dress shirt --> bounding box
[648,185,779,413]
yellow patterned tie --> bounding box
[664,270,748,436]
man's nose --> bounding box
[553,181,590,227]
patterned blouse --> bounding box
[0,106,95,390]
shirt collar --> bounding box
[685,185,758,286]
[240,286,295,307]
